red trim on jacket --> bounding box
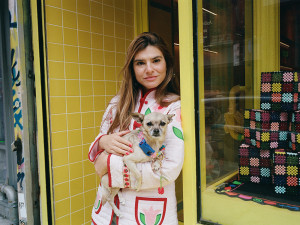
[137,88,156,113]
[88,134,107,162]
[107,154,112,187]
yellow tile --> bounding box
[92,49,104,65]
[103,0,114,6]
[79,64,92,80]
[104,51,115,66]
[78,31,91,48]
[104,36,115,51]
[65,80,80,96]
[80,80,93,96]
[93,81,105,96]
[69,145,82,163]
[94,96,106,111]
[116,52,125,67]
[51,114,67,132]
[94,111,104,127]
[81,96,94,112]
[83,159,95,175]
[67,113,81,130]
[49,79,66,97]
[115,8,125,24]
[84,205,94,223]
[64,45,78,63]
[84,190,96,209]
[62,0,76,11]
[103,5,114,21]
[63,28,78,46]
[124,11,134,26]
[126,40,131,49]
[105,66,116,80]
[71,209,84,225]
[115,0,124,9]
[82,128,95,145]
[115,68,123,80]
[105,81,117,95]
[78,14,90,32]
[115,23,125,38]
[70,178,83,196]
[67,97,81,113]
[47,43,64,61]
[52,131,68,149]
[47,24,63,44]
[84,174,96,191]
[92,65,105,80]
[55,198,70,218]
[45,0,61,8]
[125,0,134,12]
[105,96,113,107]
[90,1,102,18]
[46,6,62,26]
[91,17,103,34]
[71,194,84,212]
[68,129,82,147]
[115,38,125,53]
[53,165,69,184]
[63,11,77,29]
[65,63,79,79]
[52,148,68,167]
[77,0,90,15]
[48,61,64,79]
[70,162,83,180]
[103,20,114,36]
[54,182,70,201]
[79,48,92,64]
[81,111,94,128]
[126,25,134,40]
[91,33,103,50]
[50,97,66,114]
[56,215,70,225]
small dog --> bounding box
[100,112,174,217]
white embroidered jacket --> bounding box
[89,89,184,225]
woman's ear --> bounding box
[131,113,144,123]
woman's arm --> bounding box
[107,100,184,189]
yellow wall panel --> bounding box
[45,0,134,223]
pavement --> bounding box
[0,215,14,225]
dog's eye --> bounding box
[160,121,166,126]
[146,122,153,126]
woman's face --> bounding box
[133,45,167,92]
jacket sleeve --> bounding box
[108,100,184,189]
[88,97,117,162]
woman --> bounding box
[88,32,184,225]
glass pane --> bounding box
[203,0,253,185]
[0,58,5,143]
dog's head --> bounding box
[132,112,174,139]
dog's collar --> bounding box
[137,130,165,158]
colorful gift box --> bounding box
[290,111,300,152]
[260,71,299,111]
[239,143,272,184]
[244,110,289,150]
[273,149,299,195]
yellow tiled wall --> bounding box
[45,0,134,224]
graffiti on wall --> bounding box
[9,0,27,223]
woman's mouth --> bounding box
[145,76,157,81]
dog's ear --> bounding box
[167,114,175,123]
[131,113,144,123]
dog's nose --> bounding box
[153,129,160,136]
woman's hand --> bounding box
[99,130,133,156]
[94,153,108,178]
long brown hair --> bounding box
[108,32,180,134]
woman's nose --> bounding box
[145,62,153,73]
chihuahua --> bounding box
[100,112,174,217]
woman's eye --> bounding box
[146,122,153,126]
[136,61,145,66]
[153,59,161,63]
[160,121,166,126]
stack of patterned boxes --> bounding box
[239,71,300,195]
